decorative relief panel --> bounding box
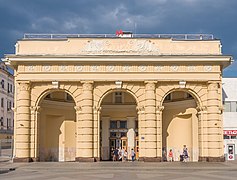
[138,65,147,72]
[204,65,212,72]
[75,65,83,72]
[106,65,115,72]
[82,39,159,55]
[170,65,179,71]
[42,65,51,72]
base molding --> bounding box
[139,157,162,162]
[13,157,33,163]
[199,156,225,162]
[75,157,96,162]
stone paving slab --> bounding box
[1,161,237,180]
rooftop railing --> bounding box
[23,33,214,40]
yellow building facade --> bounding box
[3,34,232,162]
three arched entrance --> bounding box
[34,85,201,162]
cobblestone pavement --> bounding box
[1,161,237,180]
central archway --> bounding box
[100,90,138,161]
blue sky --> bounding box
[0,0,236,77]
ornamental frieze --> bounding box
[23,65,218,73]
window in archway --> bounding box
[164,94,171,101]
[114,92,123,103]
[119,121,127,129]
[164,91,194,103]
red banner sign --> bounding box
[224,130,237,136]
[116,30,123,36]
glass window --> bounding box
[0,117,3,126]
[231,136,237,139]
[1,79,4,89]
[119,121,127,129]
[231,101,236,112]
[224,135,230,139]
[1,98,4,107]
[110,121,117,129]
[224,102,231,112]
[121,132,126,138]
[110,132,116,137]
[115,92,122,103]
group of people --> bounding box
[163,145,189,162]
[112,147,136,162]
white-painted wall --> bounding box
[223,78,237,160]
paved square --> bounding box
[1,161,237,180]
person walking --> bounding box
[183,145,188,162]
[124,149,128,161]
[168,149,174,162]
[131,148,136,162]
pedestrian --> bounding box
[121,147,125,162]
[124,149,128,161]
[111,148,115,161]
[118,147,122,161]
[131,148,136,162]
[113,148,119,161]
[183,145,188,162]
[162,148,167,162]
[168,149,174,162]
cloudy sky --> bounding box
[0,0,236,77]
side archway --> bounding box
[34,89,77,161]
[161,90,199,162]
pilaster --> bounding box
[197,106,208,161]
[30,106,41,162]
[156,105,164,161]
[93,105,101,161]
[137,106,145,158]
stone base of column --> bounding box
[139,157,162,162]
[13,157,33,163]
[199,156,225,162]
[94,157,100,162]
[31,157,40,162]
[75,157,96,162]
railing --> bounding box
[24,33,214,40]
